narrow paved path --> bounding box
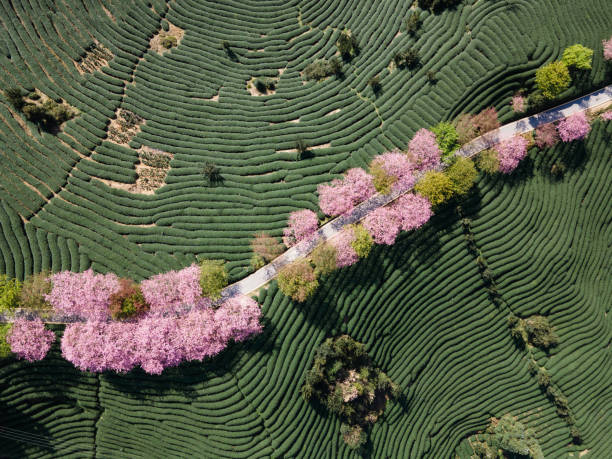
[2,85,610,323]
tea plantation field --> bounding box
[0,0,611,281]
[1,121,610,457]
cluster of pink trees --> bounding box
[370,150,416,192]
[6,318,56,362]
[331,228,359,268]
[282,209,319,247]
[141,264,210,313]
[61,295,262,374]
[603,36,612,61]
[602,111,612,121]
[318,168,376,217]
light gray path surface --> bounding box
[2,85,611,323]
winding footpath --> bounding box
[2,85,611,323]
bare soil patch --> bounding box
[107,108,145,146]
[150,23,185,54]
[74,41,112,74]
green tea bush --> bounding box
[199,259,229,300]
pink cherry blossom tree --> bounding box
[494,135,529,173]
[318,168,376,216]
[603,36,612,61]
[283,209,319,247]
[141,264,210,314]
[214,295,263,342]
[370,150,416,193]
[408,129,441,171]
[511,94,526,113]
[362,207,401,245]
[534,123,560,148]
[331,227,359,268]
[557,112,591,142]
[601,111,612,121]
[7,318,56,362]
[392,193,433,231]
[46,269,119,321]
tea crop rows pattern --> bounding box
[1,123,610,457]
[0,0,610,281]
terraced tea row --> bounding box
[1,122,609,457]
[1,0,610,281]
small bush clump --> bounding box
[393,48,420,69]
[109,279,150,320]
[351,224,374,258]
[536,61,571,99]
[336,29,358,60]
[471,414,543,459]
[0,275,21,313]
[254,77,276,94]
[431,121,459,161]
[161,35,177,49]
[19,271,52,311]
[446,157,477,196]
[304,58,342,81]
[414,171,455,206]
[310,243,338,276]
[406,10,422,35]
[561,44,593,70]
[476,149,500,174]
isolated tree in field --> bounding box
[494,135,528,173]
[283,209,318,247]
[446,157,477,196]
[363,207,401,245]
[277,260,319,302]
[199,259,229,299]
[368,75,381,94]
[534,123,560,148]
[369,151,415,194]
[472,107,500,135]
[408,128,441,170]
[561,44,593,70]
[431,121,459,161]
[557,112,591,142]
[414,171,454,206]
[535,61,571,99]
[476,149,500,174]
[391,193,432,232]
[318,168,375,216]
[251,232,284,262]
[603,36,612,60]
[7,318,55,362]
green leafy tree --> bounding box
[476,149,500,174]
[535,61,571,99]
[446,157,477,196]
[336,29,358,60]
[431,121,459,161]
[19,271,52,311]
[0,323,12,358]
[561,44,593,70]
[199,259,229,299]
[4,87,24,109]
[351,224,374,258]
[414,171,455,206]
[277,260,318,302]
[0,275,21,313]
[310,243,338,276]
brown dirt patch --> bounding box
[247,76,279,96]
[150,23,185,54]
[107,108,145,146]
[102,5,115,21]
[74,41,113,74]
[277,142,331,153]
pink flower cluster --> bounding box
[557,112,591,142]
[318,168,376,216]
[494,135,529,173]
[603,36,612,61]
[408,129,441,171]
[331,228,359,268]
[363,207,401,245]
[141,264,210,314]
[370,151,416,192]
[7,318,56,362]
[282,209,319,247]
[601,111,612,121]
[362,192,433,245]
[392,193,433,231]
[61,295,262,374]
[45,269,119,321]
[511,94,526,113]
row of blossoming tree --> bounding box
[273,104,611,302]
[0,261,262,374]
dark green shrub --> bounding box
[406,10,422,35]
[296,139,312,160]
[109,279,149,320]
[336,29,358,60]
[525,315,558,350]
[28,91,40,100]
[199,259,229,299]
[368,75,381,94]
[426,70,437,83]
[419,0,462,12]
[4,87,24,109]
[203,162,222,185]
[304,58,342,81]
[394,48,420,69]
